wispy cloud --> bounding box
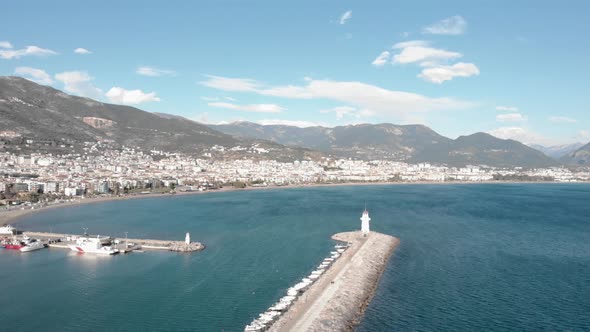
[0,45,57,60]
[549,116,577,124]
[320,106,360,119]
[15,67,54,85]
[208,102,285,113]
[339,10,352,24]
[496,113,527,123]
[392,40,462,65]
[0,41,13,49]
[106,87,161,105]
[371,51,390,67]
[489,127,561,146]
[419,62,479,84]
[257,119,325,128]
[74,48,91,55]
[423,15,467,35]
[496,105,519,112]
[54,71,103,100]
[136,66,176,77]
[201,75,473,122]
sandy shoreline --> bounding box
[1,180,585,226]
[269,231,399,332]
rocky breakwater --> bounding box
[169,241,205,252]
[269,231,399,332]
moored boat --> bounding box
[68,236,119,255]
[19,240,46,252]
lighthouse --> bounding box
[360,209,371,236]
[185,232,191,244]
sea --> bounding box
[1,183,589,331]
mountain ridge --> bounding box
[211,122,559,167]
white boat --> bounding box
[68,236,119,255]
[0,225,16,235]
[19,240,46,252]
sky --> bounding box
[1,0,589,146]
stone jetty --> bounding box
[268,231,399,332]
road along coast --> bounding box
[268,231,399,332]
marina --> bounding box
[1,229,205,254]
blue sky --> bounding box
[1,0,589,146]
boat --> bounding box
[68,236,119,255]
[3,241,25,250]
[2,235,24,250]
[19,240,46,252]
[0,225,16,235]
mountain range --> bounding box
[529,143,584,159]
[1,76,587,168]
[211,122,559,168]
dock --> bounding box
[13,231,205,253]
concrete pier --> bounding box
[17,231,205,253]
[268,231,399,332]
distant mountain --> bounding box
[211,122,558,167]
[529,143,584,159]
[560,142,590,165]
[0,76,237,153]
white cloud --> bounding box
[106,87,161,105]
[74,48,91,54]
[201,75,473,121]
[208,102,284,113]
[549,116,577,124]
[200,96,219,101]
[0,45,57,59]
[489,127,556,145]
[496,105,519,112]
[418,62,480,83]
[320,106,359,119]
[55,71,103,99]
[257,119,325,128]
[576,130,590,141]
[136,66,175,77]
[14,67,54,85]
[423,15,467,35]
[0,41,13,49]
[372,51,390,67]
[392,40,462,65]
[496,113,527,122]
[201,75,260,92]
[339,10,352,25]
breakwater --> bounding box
[246,231,399,332]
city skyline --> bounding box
[1,1,589,146]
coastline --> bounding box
[268,231,400,332]
[1,180,586,226]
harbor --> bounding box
[1,226,205,254]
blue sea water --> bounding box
[1,184,589,331]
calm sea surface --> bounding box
[1,184,589,331]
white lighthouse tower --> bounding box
[360,208,371,236]
[185,232,191,244]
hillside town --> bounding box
[1,142,589,207]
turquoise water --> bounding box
[2,184,590,331]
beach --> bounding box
[269,231,400,332]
